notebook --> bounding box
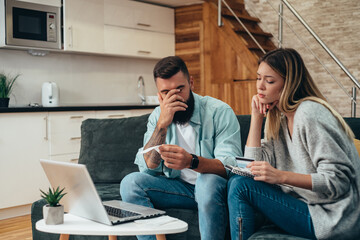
[225,156,255,178]
[39,159,165,225]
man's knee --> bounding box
[195,174,227,206]
[120,172,148,201]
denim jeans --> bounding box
[120,172,228,240]
[227,175,316,240]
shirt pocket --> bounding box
[200,138,215,159]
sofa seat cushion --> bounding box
[95,183,121,201]
[249,225,310,240]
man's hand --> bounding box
[159,144,192,170]
[157,89,188,128]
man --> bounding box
[120,56,242,240]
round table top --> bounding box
[36,214,188,236]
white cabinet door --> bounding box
[104,0,174,34]
[0,113,49,209]
[63,0,104,53]
[48,111,95,157]
[104,25,175,59]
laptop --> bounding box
[39,159,165,225]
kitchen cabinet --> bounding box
[63,0,104,54]
[0,108,154,218]
[62,0,174,59]
[103,0,175,59]
[0,113,49,209]
[48,111,96,162]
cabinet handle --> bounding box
[107,114,125,118]
[70,158,79,162]
[70,137,81,140]
[138,50,151,54]
[44,116,48,140]
[69,26,73,48]
[137,23,151,27]
[70,116,84,119]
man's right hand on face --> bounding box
[157,89,188,128]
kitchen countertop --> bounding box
[0,104,158,113]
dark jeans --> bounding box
[227,175,316,240]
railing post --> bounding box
[278,1,283,48]
[351,86,357,118]
[218,0,223,27]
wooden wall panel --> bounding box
[175,1,260,114]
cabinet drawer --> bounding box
[51,153,79,164]
[131,109,154,117]
[95,110,132,119]
[104,25,175,59]
[49,111,95,155]
[104,0,174,34]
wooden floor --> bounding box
[0,215,32,240]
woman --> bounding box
[228,48,360,240]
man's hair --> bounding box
[153,56,190,82]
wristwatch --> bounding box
[189,154,199,169]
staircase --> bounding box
[175,0,276,114]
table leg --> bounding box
[59,234,69,240]
[108,236,117,240]
[156,234,166,240]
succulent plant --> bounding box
[40,186,67,207]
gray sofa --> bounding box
[31,114,360,240]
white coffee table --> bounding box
[36,213,188,240]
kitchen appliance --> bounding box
[0,0,61,49]
[42,82,59,107]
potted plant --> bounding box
[0,72,19,107]
[40,186,67,225]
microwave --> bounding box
[0,0,61,49]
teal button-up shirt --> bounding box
[134,93,242,178]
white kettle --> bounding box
[42,82,60,107]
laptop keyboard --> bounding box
[104,205,141,218]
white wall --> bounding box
[0,49,159,107]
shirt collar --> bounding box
[189,92,201,125]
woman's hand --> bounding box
[247,161,284,184]
[251,95,278,116]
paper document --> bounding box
[141,145,161,154]
[134,215,178,226]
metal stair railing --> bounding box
[217,0,359,117]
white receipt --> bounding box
[134,216,178,226]
[141,145,161,154]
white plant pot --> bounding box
[43,205,64,225]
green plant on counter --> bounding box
[0,73,20,98]
[40,186,67,207]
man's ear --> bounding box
[189,76,194,91]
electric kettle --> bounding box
[42,82,59,107]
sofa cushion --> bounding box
[249,225,309,239]
[79,114,149,183]
[95,183,121,201]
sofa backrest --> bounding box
[79,114,359,183]
[79,114,149,183]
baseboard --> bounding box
[0,204,32,220]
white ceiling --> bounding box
[136,0,204,7]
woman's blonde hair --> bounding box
[260,48,354,140]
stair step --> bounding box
[234,27,273,37]
[222,9,260,23]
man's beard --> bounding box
[173,91,195,125]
